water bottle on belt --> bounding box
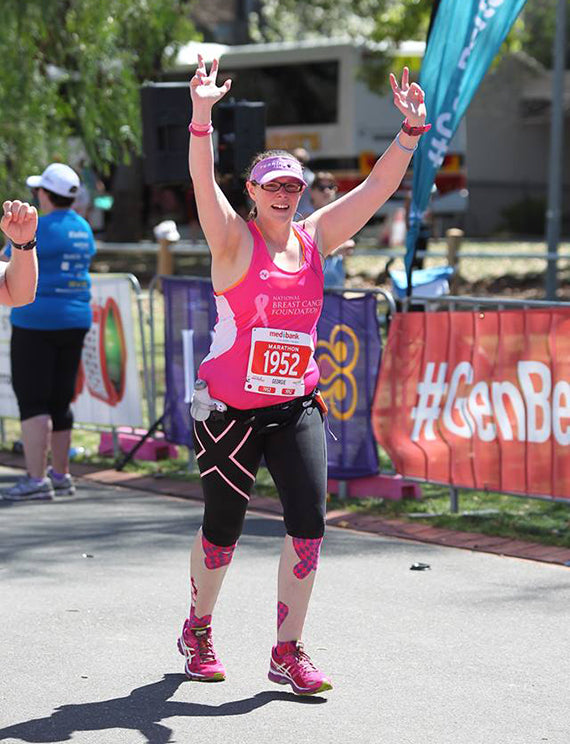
[191,379,227,421]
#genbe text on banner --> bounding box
[372,310,570,500]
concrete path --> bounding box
[0,466,569,744]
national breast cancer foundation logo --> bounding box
[316,324,359,420]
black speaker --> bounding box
[141,83,190,184]
[215,101,266,179]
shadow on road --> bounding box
[0,673,326,744]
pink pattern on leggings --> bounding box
[191,577,198,605]
[202,533,236,570]
[277,601,289,630]
[292,537,323,579]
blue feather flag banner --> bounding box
[405,0,528,282]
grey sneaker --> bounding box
[47,466,75,496]
[2,475,54,501]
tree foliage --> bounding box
[249,0,566,93]
[0,0,199,201]
[519,0,570,68]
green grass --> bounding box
[329,483,570,549]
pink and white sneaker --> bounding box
[268,641,332,696]
[177,620,226,682]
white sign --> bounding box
[0,275,144,427]
[73,275,143,426]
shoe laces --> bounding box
[290,642,318,673]
[193,627,216,663]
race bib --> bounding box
[245,327,314,397]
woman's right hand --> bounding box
[189,55,231,114]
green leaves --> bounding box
[0,0,199,202]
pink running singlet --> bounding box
[198,221,324,409]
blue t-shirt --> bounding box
[6,210,96,330]
[323,254,345,289]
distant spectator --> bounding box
[308,172,355,288]
[74,160,107,231]
[291,147,315,217]
[2,163,96,503]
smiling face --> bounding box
[246,177,305,222]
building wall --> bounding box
[465,54,570,237]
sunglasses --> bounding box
[314,183,338,192]
[252,180,304,194]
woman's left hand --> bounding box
[1,201,38,246]
[390,67,427,126]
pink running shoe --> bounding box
[268,641,332,696]
[177,620,226,682]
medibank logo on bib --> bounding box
[268,329,301,341]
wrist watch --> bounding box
[11,236,37,251]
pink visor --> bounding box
[250,156,306,186]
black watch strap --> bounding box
[11,237,37,251]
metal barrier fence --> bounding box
[376,293,570,510]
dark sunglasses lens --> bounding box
[317,183,337,191]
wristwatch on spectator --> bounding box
[11,237,37,251]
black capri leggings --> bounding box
[11,326,88,430]
[193,396,327,546]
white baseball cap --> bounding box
[153,220,180,242]
[26,163,80,198]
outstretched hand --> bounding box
[189,55,232,111]
[1,201,38,246]
[390,67,427,126]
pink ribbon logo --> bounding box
[252,294,269,326]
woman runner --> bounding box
[178,55,430,695]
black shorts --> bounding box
[193,393,327,546]
[10,325,88,429]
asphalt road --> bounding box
[0,466,568,744]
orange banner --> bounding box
[372,310,570,499]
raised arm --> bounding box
[306,68,429,256]
[189,55,250,258]
[0,200,38,307]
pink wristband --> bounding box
[189,121,213,136]
[190,120,212,130]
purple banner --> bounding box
[316,293,382,479]
[162,279,383,479]
[162,278,217,447]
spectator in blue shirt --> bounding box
[308,172,355,288]
[2,163,96,502]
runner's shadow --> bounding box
[0,673,325,744]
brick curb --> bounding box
[2,453,569,567]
